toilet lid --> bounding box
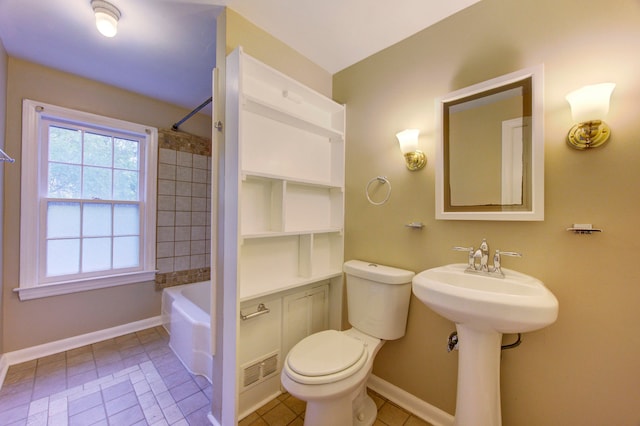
[287,330,366,377]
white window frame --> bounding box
[17,99,158,300]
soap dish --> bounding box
[566,224,602,234]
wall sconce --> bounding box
[396,129,426,171]
[565,83,615,149]
[91,0,121,38]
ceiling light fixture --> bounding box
[91,0,121,38]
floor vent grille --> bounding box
[241,351,280,390]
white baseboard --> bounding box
[207,412,220,426]
[0,316,163,391]
[367,374,455,426]
[0,354,9,390]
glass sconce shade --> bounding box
[566,83,615,123]
[396,129,425,170]
[396,129,420,154]
[565,83,615,150]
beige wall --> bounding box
[334,0,640,424]
[226,8,332,97]
[0,38,7,355]
[2,58,211,352]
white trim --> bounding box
[501,117,525,205]
[207,412,220,426]
[435,64,544,221]
[19,99,157,295]
[0,315,162,391]
[13,270,157,301]
[0,354,9,390]
[367,374,455,426]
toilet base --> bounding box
[304,396,351,426]
[353,391,377,426]
[302,386,377,426]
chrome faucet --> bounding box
[478,238,490,272]
[453,238,522,277]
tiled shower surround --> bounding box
[155,129,212,290]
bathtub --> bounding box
[162,281,212,382]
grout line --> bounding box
[3,327,430,426]
[21,359,188,426]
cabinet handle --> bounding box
[240,303,270,320]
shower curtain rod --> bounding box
[172,97,213,131]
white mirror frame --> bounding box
[435,64,544,221]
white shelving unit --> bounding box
[225,47,345,420]
[227,48,345,303]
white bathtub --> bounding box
[162,281,212,382]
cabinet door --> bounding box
[308,286,329,334]
[282,284,329,358]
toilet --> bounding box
[281,260,415,426]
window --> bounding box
[18,100,157,300]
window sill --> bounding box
[14,271,158,301]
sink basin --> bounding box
[413,263,559,425]
[412,263,558,334]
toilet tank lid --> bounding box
[343,260,415,284]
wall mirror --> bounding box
[435,65,544,221]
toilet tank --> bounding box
[343,260,415,340]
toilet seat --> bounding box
[285,330,368,385]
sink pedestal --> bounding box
[455,325,502,426]
[412,264,559,426]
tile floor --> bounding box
[239,389,433,426]
[0,327,432,426]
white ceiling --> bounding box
[221,0,481,75]
[0,0,480,115]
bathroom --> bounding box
[2,0,640,425]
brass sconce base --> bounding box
[404,150,426,170]
[567,120,611,150]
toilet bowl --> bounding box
[282,328,383,426]
[281,260,415,426]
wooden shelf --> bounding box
[241,171,343,190]
[243,95,344,140]
[241,228,343,240]
[239,271,342,302]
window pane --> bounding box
[47,239,80,276]
[83,203,112,237]
[113,236,139,268]
[49,126,81,164]
[83,166,112,199]
[48,163,81,198]
[82,237,111,272]
[114,170,139,201]
[47,202,80,238]
[84,133,113,167]
[114,204,139,236]
[115,138,139,170]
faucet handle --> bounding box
[499,251,522,258]
[453,246,475,270]
[492,250,522,276]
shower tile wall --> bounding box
[155,129,212,289]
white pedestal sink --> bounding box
[412,264,558,426]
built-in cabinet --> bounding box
[238,282,329,417]
[282,283,330,360]
[225,47,345,420]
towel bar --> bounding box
[240,303,270,320]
